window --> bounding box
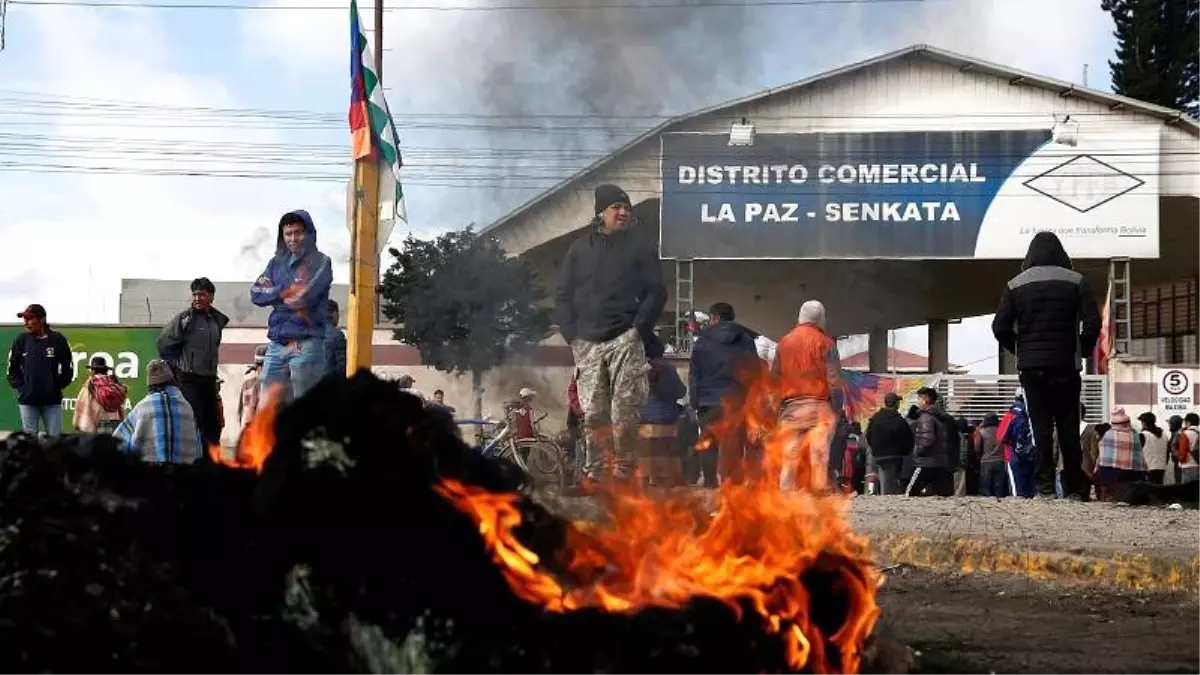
[1130,277,1198,363]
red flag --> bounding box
[1093,276,1113,374]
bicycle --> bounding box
[471,412,567,497]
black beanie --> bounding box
[594,184,631,214]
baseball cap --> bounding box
[519,387,537,398]
[16,304,46,320]
[883,392,902,408]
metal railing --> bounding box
[936,374,1108,424]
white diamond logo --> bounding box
[1023,155,1145,213]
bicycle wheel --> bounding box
[517,439,566,495]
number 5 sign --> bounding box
[1154,368,1195,415]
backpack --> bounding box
[1008,412,1035,458]
[89,374,127,413]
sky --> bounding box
[0,0,1120,373]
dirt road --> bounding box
[876,567,1199,674]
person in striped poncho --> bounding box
[114,359,205,464]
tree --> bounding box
[380,227,551,419]
[1102,0,1198,117]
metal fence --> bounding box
[936,375,1108,424]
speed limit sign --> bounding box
[1155,368,1193,415]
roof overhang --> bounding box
[483,43,1198,241]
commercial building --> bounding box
[482,43,1199,421]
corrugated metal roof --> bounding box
[482,43,1198,238]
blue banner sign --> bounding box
[658,129,1157,260]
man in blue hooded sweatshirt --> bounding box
[249,210,333,404]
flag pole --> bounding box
[346,0,383,375]
[348,152,380,375]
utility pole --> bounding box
[346,0,383,375]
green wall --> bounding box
[1,325,161,432]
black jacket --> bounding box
[913,403,951,468]
[554,227,666,344]
[866,407,914,460]
[7,330,74,407]
[688,321,758,410]
[992,232,1101,372]
[157,307,230,378]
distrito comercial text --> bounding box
[675,162,986,224]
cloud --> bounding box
[0,3,349,324]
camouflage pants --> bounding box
[572,327,650,482]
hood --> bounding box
[276,209,318,256]
[797,300,826,329]
[703,320,752,345]
[982,413,1000,428]
[1021,231,1073,271]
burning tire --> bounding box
[0,371,881,673]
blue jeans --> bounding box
[19,404,63,438]
[260,338,324,405]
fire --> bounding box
[207,385,283,473]
[436,363,881,673]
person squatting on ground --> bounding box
[1094,407,1146,501]
[7,304,73,438]
[157,277,229,448]
[73,356,128,434]
[639,335,687,487]
[774,300,843,492]
[114,359,205,464]
[689,301,759,486]
[992,231,1101,500]
[554,184,666,483]
[250,210,334,404]
[906,387,954,497]
[865,392,914,495]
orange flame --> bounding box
[436,363,881,673]
[207,385,283,474]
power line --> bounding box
[0,90,1185,122]
[7,0,932,11]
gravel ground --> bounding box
[849,495,1200,561]
[547,492,1199,562]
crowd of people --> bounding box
[5,191,1199,504]
[5,209,348,464]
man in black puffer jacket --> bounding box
[992,231,1101,500]
[907,387,953,496]
[555,184,667,483]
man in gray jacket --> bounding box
[157,277,229,447]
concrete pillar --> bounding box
[868,329,889,373]
[928,320,950,373]
[998,345,1018,375]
